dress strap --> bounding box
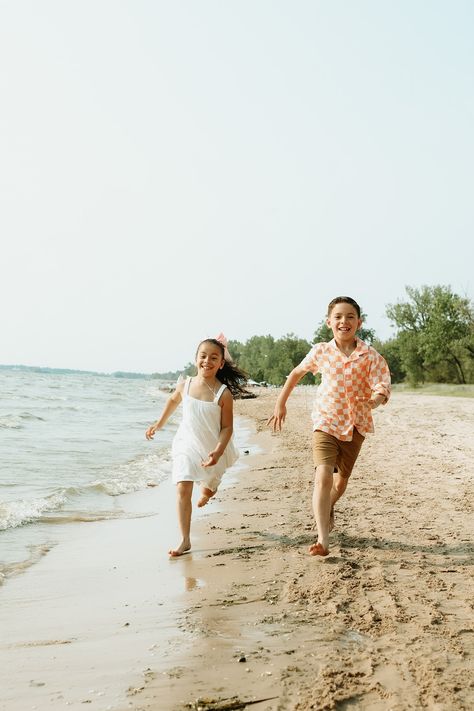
[214,383,227,403]
[185,377,192,395]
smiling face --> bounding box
[195,341,225,379]
[327,302,362,346]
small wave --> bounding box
[90,451,171,496]
[0,416,22,429]
[46,405,79,412]
[0,412,45,429]
[0,543,55,586]
[145,386,169,398]
[0,491,70,531]
[0,451,169,529]
[21,394,68,402]
[38,510,156,524]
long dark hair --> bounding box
[196,339,249,399]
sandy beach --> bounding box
[1,389,473,711]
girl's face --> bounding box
[326,302,362,343]
[195,342,225,378]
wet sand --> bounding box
[0,478,189,710]
[1,390,473,711]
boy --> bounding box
[267,296,391,556]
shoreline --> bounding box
[1,391,473,711]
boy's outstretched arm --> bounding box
[267,364,307,432]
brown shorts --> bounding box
[312,429,365,478]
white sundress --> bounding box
[171,377,239,492]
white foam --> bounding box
[89,451,172,495]
[0,492,69,531]
[0,412,45,429]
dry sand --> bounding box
[125,389,474,711]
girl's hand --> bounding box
[146,423,159,440]
[202,451,220,468]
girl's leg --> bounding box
[169,481,193,557]
[197,486,216,508]
[309,464,334,556]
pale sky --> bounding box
[1,1,473,373]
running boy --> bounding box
[267,296,391,557]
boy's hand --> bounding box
[267,403,287,432]
[368,393,385,409]
[145,423,159,440]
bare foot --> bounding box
[309,542,329,557]
[197,487,216,508]
[168,540,191,557]
[329,506,335,532]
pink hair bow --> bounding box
[215,332,231,361]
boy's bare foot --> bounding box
[197,487,215,508]
[309,542,329,557]
[168,540,191,557]
[329,506,335,532]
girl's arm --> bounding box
[202,390,234,467]
[145,383,184,440]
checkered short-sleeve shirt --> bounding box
[299,338,391,441]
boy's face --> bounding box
[326,302,362,344]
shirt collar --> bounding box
[329,337,369,359]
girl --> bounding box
[145,335,248,557]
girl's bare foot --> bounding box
[169,539,191,557]
[309,542,329,557]
[197,487,215,508]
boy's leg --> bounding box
[169,481,193,557]
[310,464,334,556]
[329,429,365,531]
[331,473,349,503]
[329,473,349,531]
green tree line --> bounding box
[154,285,474,387]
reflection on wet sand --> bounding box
[185,577,202,592]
